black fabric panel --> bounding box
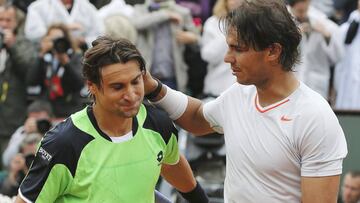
[143,104,178,144]
[19,118,94,202]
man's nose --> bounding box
[224,51,234,64]
[123,88,137,101]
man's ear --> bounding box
[267,43,282,63]
[87,81,96,95]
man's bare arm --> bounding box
[161,155,196,192]
[144,73,214,135]
[301,175,340,203]
[15,195,26,203]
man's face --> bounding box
[0,7,17,31]
[358,0,360,11]
[342,174,360,203]
[89,61,144,118]
[290,1,310,23]
[224,27,270,86]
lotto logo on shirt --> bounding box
[157,151,163,164]
[38,147,53,162]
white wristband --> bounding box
[151,85,188,120]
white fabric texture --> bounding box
[151,85,188,120]
[25,0,104,46]
[203,82,348,203]
[292,6,339,98]
[109,131,133,143]
[331,10,360,110]
[201,16,235,96]
[98,0,134,19]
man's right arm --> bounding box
[144,74,214,135]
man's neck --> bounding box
[256,71,299,107]
[92,104,132,137]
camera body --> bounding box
[36,119,52,134]
[0,30,4,49]
[53,37,71,54]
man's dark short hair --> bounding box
[348,171,360,178]
[27,100,53,117]
[82,36,146,88]
[221,0,302,71]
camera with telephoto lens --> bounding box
[36,119,52,134]
[53,37,71,54]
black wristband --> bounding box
[145,78,163,100]
[178,181,209,203]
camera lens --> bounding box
[0,31,4,49]
[53,37,71,54]
[36,119,52,134]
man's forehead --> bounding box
[226,28,239,43]
[0,7,15,16]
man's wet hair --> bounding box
[83,36,146,88]
[221,0,302,71]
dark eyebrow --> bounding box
[131,73,143,82]
[108,72,143,86]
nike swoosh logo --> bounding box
[281,115,292,121]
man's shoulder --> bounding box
[42,117,94,149]
[218,83,255,101]
[142,104,178,144]
[292,83,339,125]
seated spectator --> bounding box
[27,24,85,117]
[0,3,37,158]
[341,171,360,203]
[2,100,53,168]
[24,0,104,49]
[0,134,40,197]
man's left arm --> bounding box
[161,155,196,193]
[161,155,209,203]
[299,107,347,203]
[301,175,340,203]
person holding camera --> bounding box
[0,133,41,197]
[24,0,104,50]
[287,0,340,100]
[0,4,38,163]
[27,24,85,118]
[131,0,200,92]
[2,100,53,168]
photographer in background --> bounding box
[27,24,85,118]
[0,3,37,164]
[2,100,53,168]
[132,0,200,92]
[0,134,41,197]
[288,0,339,100]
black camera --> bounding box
[36,119,52,134]
[0,31,4,49]
[53,37,71,54]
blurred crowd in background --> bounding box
[0,0,359,202]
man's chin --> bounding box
[120,107,140,118]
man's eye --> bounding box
[112,85,123,90]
